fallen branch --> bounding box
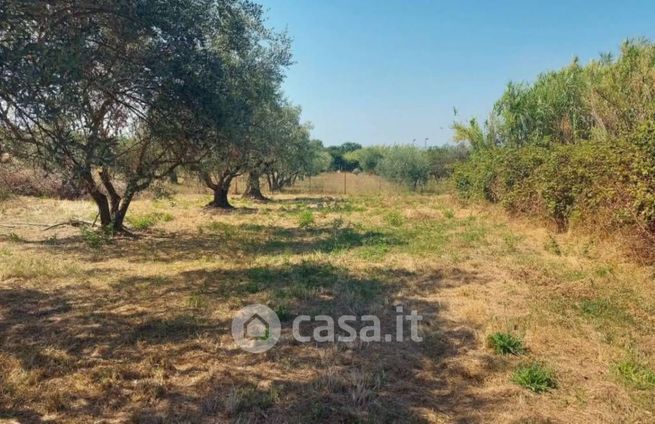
[0,223,51,228]
[42,219,97,231]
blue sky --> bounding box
[258,0,655,147]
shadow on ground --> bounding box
[0,256,505,423]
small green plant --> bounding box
[384,211,404,227]
[488,332,525,355]
[298,210,314,228]
[512,362,557,393]
[443,208,455,219]
[614,358,655,390]
[128,212,174,230]
[80,226,112,248]
[187,293,207,310]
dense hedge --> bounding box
[453,40,655,246]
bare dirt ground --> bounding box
[1,183,654,423]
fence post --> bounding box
[343,172,347,195]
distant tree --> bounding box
[327,142,362,171]
[344,146,386,174]
[426,144,469,179]
[377,145,430,190]
[266,129,327,192]
[243,102,305,201]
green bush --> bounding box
[80,226,112,248]
[451,40,655,248]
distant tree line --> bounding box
[331,142,469,190]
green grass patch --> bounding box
[297,210,315,228]
[383,211,404,227]
[512,362,557,393]
[578,298,633,325]
[127,212,173,230]
[487,332,525,355]
[614,358,655,390]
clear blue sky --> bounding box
[258,0,655,147]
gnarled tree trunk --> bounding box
[243,170,268,201]
[81,169,134,233]
[203,171,234,209]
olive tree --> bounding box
[194,7,291,208]
[377,145,430,190]
[0,0,250,231]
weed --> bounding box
[201,221,237,237]
[614,358,655,390]
[298,210,315,228]
[43,234,59,245]
[80,226,112,248]
[128,212,174,230]
[487,332,525,355]
[187,293,207,310]
[442,208,455,219]
[0,256,80,280]
[0,188,11,202]
[384,211,404,227]
[502,233,521,252]
[512,362,557,393]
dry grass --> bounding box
[0,175,654,423]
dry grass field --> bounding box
[1,174,654,423]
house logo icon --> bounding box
[231,304,281,353]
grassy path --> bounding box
[0,193,654,423]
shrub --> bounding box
[487,332,525,355]
[451,40,655,253]
[512,362,557,393]
[0,160,84,199]
[80,226,112,248]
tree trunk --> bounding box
[89,189,112,228]
[204,173,234,208]
[81,171,112,227]
[209,186,232,208]
[243,171,268,201]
